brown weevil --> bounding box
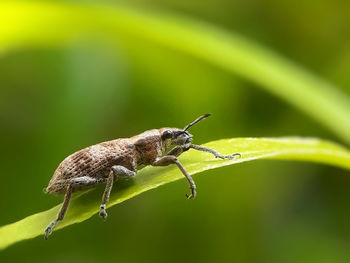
[44,113,240,239]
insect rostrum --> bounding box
[44,113,241,239]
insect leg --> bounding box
[166,145,190,157]
[99,171,114,220]
[152,155,196,199]
[45,176,103,239]
[189,144,241,159]
[45,182,73,240]
[99,165,136,220]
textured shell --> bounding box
[45,128,182,195]
[45,138,137,194]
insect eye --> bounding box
[161,130,173,140]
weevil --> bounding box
[44,113,241,239]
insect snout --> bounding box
[175,131,193,145]
[185,135,193,144]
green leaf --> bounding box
[0,137,349,250]
[0,2,349,142]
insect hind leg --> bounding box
[44,176,104,240]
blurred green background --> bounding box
[1,0,350,262]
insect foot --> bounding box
[185,187,197,199]
[215,153,241,159]
[44,220,57,240]
[99,204,108,220]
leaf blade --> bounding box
[0,137,349,250]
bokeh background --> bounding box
[1,0,350,262]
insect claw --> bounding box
[99,205,108,220]
[99,210,108,221]
[230,153,241,159]
[186,188,196,199]
[44,220,56,240]
[186,194,194,199]
[219,153,241,159]
[44,229,50,240]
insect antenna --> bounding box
[183,113,211,131]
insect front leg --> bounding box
[152,155,196,199]
[166,144,190,157]
[99,165,136,220]
[45,176,104,240]
[189,144,241,159]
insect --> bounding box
[44,113,241,239]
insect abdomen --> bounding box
[45,138,137,194]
